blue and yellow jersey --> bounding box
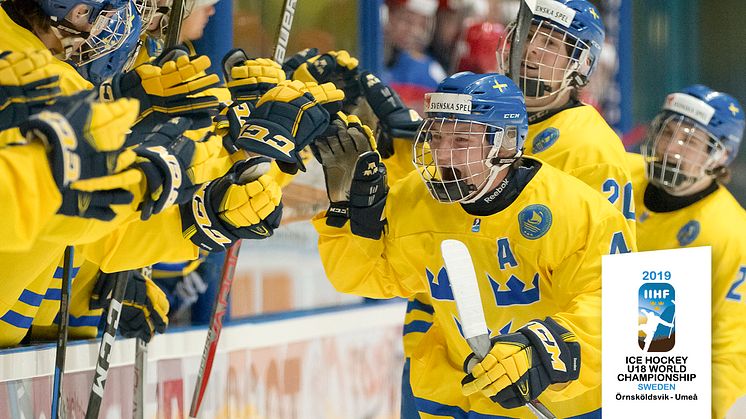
[403,103,635,381]
[627,153,746,418]
[315,160,634,417]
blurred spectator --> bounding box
[382,0,446,113]
[454,20,505,73]
[429,0,489,72]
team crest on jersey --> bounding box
[638,283,676,352]
[471,218,481,232]
[676,220,700,246]
[518,204,552,239]
[531,127,560,153]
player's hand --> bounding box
[311,113,387,239]
[227,80,336,171]
[290,50,361,107]
[461,318,581,409]
[0,50,61,131]
[107,46,220,136]
[281,48,319,76]
[133,118,200,220]
[90,269,168,343]
[222,49,286,105]
[180,157,283,252]
[359,71,422,158]
[19,92,143,221]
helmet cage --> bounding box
[498,19,593,101]
[413,117,520,203]
[56,3,134,67]
[642,113,727,193]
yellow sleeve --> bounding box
[0,143,62,251]
[711,235,746,419]
[382,137,416,185]
[547,212,636,403]
[567,161,637,241]
[313,213,425,299]
[79,205,199,273]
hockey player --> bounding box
[402,2,635,415]
[628,85,746,419]
[313,73,634,417]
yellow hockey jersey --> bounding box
[628,153,746,419]
[404,104,636,374]
[315,160,635,417]
[0,204,196,347]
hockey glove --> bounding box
[133,117,200,219]
[461,317,581,409]
[359,71,422,158]
[290,50,361,108]
[106,46,220,137]
[229,80,337,170]
[20,93,143,221]
[90,269,168,343]
[312,113,387,239]
[222,49,286,105]
[0,50,61,131]
[281,48,318,76]
[180,157,283,252]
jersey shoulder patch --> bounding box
[531,127,560,153]
[677,220,700,246]
[518,204,553,239]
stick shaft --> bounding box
[51,246,74,419]
[188,241,241,418]
[273,0,298,63]
[85,271,130,419]
[133,338,147,419]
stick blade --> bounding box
[441,240,488,341]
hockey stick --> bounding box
[188,160,272,418]
[51,246,74,419]
[509,0,536,86]
[273,0,298,63]
[132,337,147,419]
[85,270,131,419]
[164,0,186,49]
[441,240,555,419]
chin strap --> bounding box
[461,152,521,204]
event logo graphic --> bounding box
[638,283,675,352]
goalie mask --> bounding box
[76,1,143,85]
[413,72,528,203]
[497,0,604,111]
[642,85,744,195]
[36,0,135,66]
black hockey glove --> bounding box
[359,71,422,159]
[311,113,387,239]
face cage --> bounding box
[134,0,158,34]
[148,0,197,41]
[61,5,135,67]
[497,19,591,101]
[641,114,727,193]
[413,117,519,203]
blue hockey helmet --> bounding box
[76,1,143,85]
[414,72,528,203]
[642,84,745,194]
[37,0,129,23]
[36,0,134,67]
[498,0,605,108]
